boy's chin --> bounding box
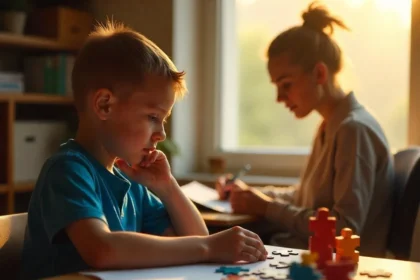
[294,110,311,119]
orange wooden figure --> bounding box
[335,227,360,263]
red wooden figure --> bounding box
[309,207,336,269]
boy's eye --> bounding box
[148,115,160,123]
[282,82,291,91]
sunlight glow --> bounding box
[374,0,411,28]
[348,0,366,8]
[236,0,257,6]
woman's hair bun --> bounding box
[302,2,349,35]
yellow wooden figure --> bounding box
[301,252,318,266]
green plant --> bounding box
[157,138,180,158]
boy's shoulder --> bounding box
[49,140,94,167]
[39,140,98,185]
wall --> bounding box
[91,0,173,57]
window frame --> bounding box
[172,0,420,179]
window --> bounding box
[219,0,410,153]
[172,0,418,178]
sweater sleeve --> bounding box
[264,121,377,240]
[259,185,297,203]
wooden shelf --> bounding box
[13,182,35,193]
[0,185,8,194]
[0,183,35,193]
[0,32,80,51]
[0,93,74,104]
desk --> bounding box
[45,245,420,280]
[201,211,257,227]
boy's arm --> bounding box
[66,218,266,269]
[118,156,208,237]
[159,177,208,236]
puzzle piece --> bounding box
[276,261,291,269]
[221,275,259,280]
[269,261,290,269]
[238,271,252,277]
[260,271,289,280]
[359,269,392,278]
[336,227,360,263]
[272,250,299,257]
[324,259,355,280]
[301,252,318,266]
[251,269,266,276]
[309,208,336,269]
[289,262,323,280]
[267,255,275,259]
[216,266,250,275]
[249,268,289,280]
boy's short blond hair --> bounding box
[72,21,186,111]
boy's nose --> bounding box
[277,93,287,103]
[276,88,287,103]
[153,129,166,142]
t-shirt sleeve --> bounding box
[141,188,171,235]
[40,156,106,243]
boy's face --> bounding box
[95,74,175,165]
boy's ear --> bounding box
[313,62,328,85]
[93,88,115,120]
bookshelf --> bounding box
[0,185,8,194]
[0,93,74,104]
[0,33,79,215]
[0,32,80,51]
[13,182,36,193]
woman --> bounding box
[216,2,394,257]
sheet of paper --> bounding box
[81,246,280,280]
[180,181,232,213]
[82,263,268,280]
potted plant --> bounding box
[1,0,30,34]
[157,138,180,162]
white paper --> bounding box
[81,246,288,280]
[180,181,232,213]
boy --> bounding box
[20,21,267,280]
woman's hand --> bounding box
[215,175,249,200]
[230,186,273,216]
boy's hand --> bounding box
[115,150,174,198]
[205,226,267,263]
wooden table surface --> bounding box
[200,211,257,226]
[44,245,420,280]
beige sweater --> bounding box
[264,92,395,257]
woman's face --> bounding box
[267,53,325,119]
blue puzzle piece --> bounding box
[289,262,322,280]
[215,266,250,275]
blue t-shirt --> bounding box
[20,140,171,280]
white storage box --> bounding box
[0,72,24,93]
[13,121,69,183]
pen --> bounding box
[225,164,251,197]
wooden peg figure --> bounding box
[309,207,336,269]
[335,227,360,263]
